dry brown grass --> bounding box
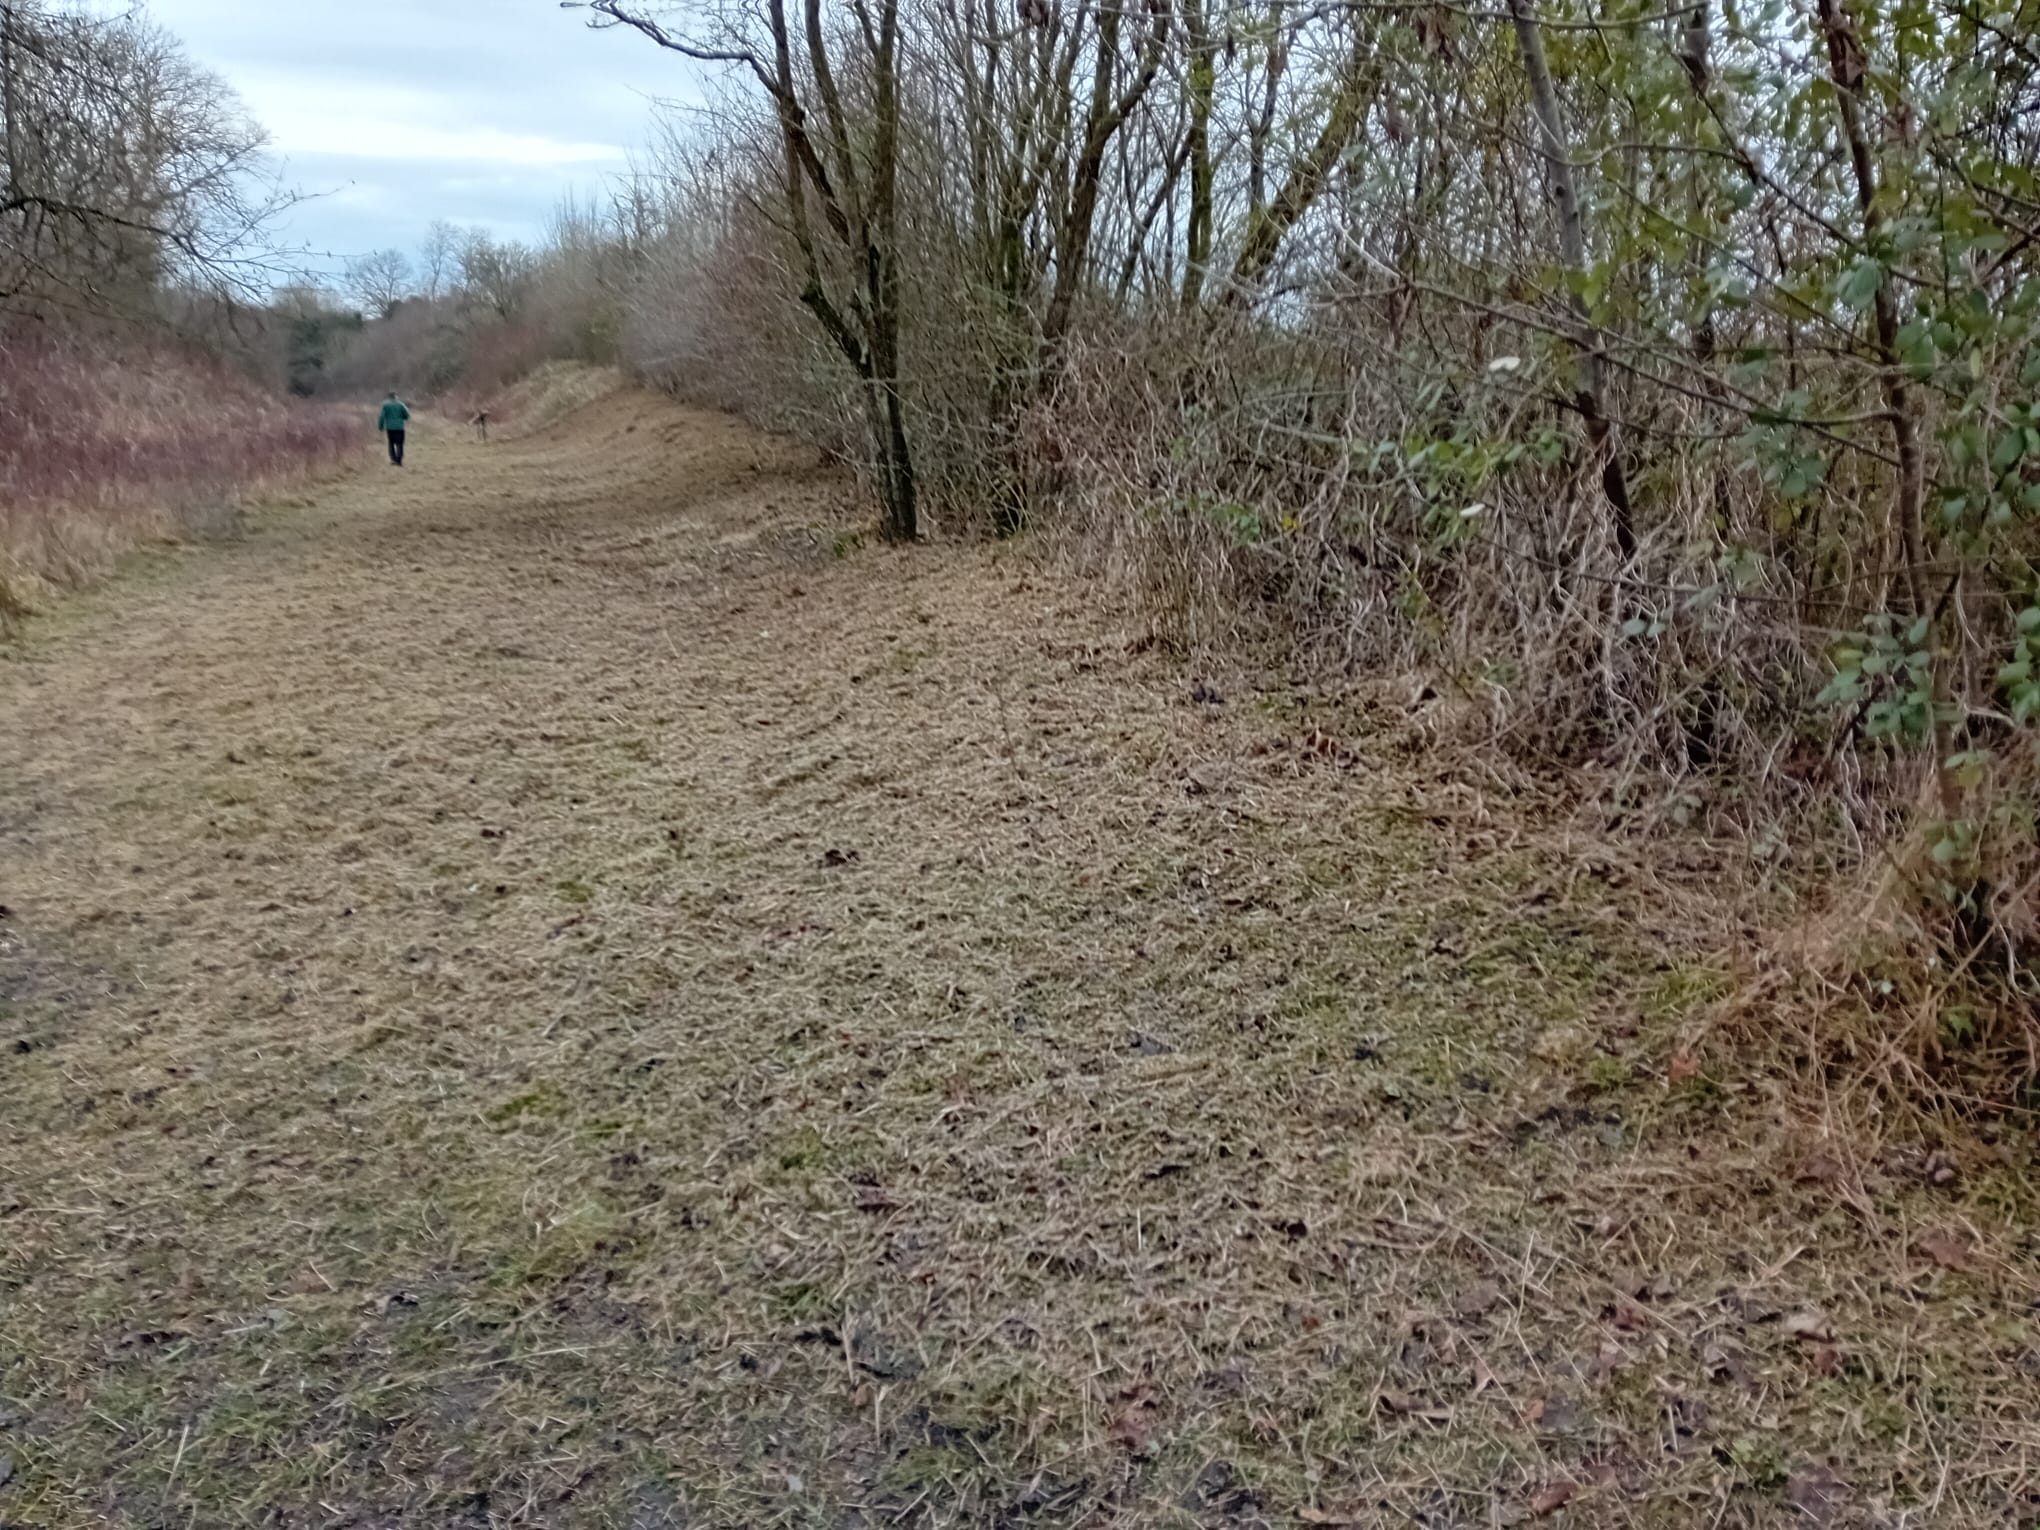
[3,382,2038,1528]
[482,362,636,435]
[0,333,359,621]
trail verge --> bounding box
[3,377,2035,1527]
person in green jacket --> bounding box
[377,392,410,466]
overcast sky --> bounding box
[143,0,704,282]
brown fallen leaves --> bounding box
[1914,1226,1972,1271]
[1781,1308,1835,1343]
[1784,1462,1852,1524]
[1452,1280,1504,1319]
[1376,1389,1453,1425]
[1921,1148,1960,1189]
[1107,1387,1160,1456]
[1529,1480,1576,1516]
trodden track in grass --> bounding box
[3,375,2038,1528]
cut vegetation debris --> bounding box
[3,390,2039,1528]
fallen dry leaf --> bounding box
[1303,726,1344,758]
[1453,1281,1503,1319]
[1915,1228,1971,1271]
[1589,1340,1627,1386]
[1784,1462,1851,1525]
[1107,1384,1159,1455]
[1793,1151,1844,1187]
[1627,1272,1677,1301]
[1782,1309,1835,1343]
[1377,1389,1453,1424]
[1108,1403,1156,1455]
[113,1328,188,1352]
[1667,1050,1701,1085]
[1468,1351,1501,1397]
[1530,1480,1576,1516]
[1667,1393,1709,1441]
[1701,1341,1744,1383]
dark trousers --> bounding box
[386,429,406,465]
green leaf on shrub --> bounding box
[1818,671,1862,705]
[1836,259,1883,312]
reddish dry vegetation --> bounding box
[2,376,2038,1528]
[0,330,356,614]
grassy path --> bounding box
[3,384,2035,1527]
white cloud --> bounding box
[281,115,625,166]
[139,0,697,263]
[227,71,626,165]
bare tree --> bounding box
[457,230,535,319]
[582,0,919,540]
[343,247,412,318]
[419,218,459,301]
[2,1,296,321]
[1221,15,1378,305]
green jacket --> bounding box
[378,399,410,432]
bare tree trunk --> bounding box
[865,0,917,539]
[1179,0,1215,308]
[1816,0,1923,617]
[590,0,916,539]
[1115,129,1190,302]
[0,4,21,195]
[1508,0,1637,564]
[1246,0,1289,220]
[1676,5,1735,541]
[1817,0,1952,813]
[1041,0,1169,353]
[1224,23,1375,304]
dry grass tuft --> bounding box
[1714,871,2040,1126]
[3,382,2038,1527]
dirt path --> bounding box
[3,384,2034,1528]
